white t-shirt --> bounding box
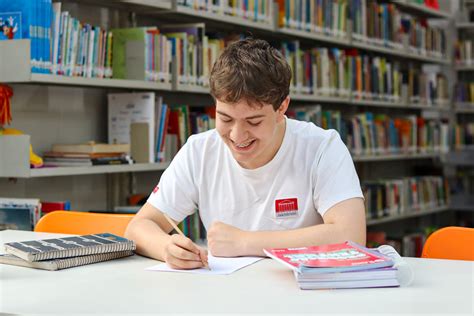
[147,117,363,231]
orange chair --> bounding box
[35,211,134,237]
[422,226,474,261]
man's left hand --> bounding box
[207,221,248,257]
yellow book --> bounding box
[52,142,130,154]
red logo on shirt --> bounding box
[275,198,298,218]
[152,185,159,194]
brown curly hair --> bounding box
[209,38,291,111]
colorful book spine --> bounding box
[363,176,448,220]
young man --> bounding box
[125,38,365,269]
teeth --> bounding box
[236,140,253,148]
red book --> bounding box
[264,241,393,274]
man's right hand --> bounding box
[163,234,208,269]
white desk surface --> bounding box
[0,230,473,315]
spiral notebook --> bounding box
[4,233,136,262]
[0,250,134,271]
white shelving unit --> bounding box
[391,0,452,18]
[173,4,275,31]
[456,65,474,72]
[0,0,456,225]
[367,205,449,226]
[30,162,170,178]
[454,104,474,113]
[456,22,474,29]
[353,153,440,162]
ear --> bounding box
[276,96,290,121]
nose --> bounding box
[229,121,248,144]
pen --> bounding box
[162,213,210,270]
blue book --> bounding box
[0,0,42,72]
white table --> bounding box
[1,230,473,315]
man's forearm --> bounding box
[242,223,365,256]
[125,218,171,261]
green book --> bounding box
[111,27,157,80]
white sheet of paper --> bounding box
[145,255,264,275]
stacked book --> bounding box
[0,233,135,271]
[43,142,131,167]
[264,241,400,290]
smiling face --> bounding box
[216,97,290,169]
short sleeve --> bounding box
[147,140,198,222]
[313,131,363,217]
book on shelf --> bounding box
[264,241,400,290]
[161,23,206,86]
[0,198,41,231]
[177,0,273,24]
[0,250,134,271]
[51,142,130,154]
[108,92,166,163]
[112,26,171,82]
[362,176,448,221]
[0,0,52,73]
[4,233,136,262]
[41,200,71,214]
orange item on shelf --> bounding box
[0,84,13,126]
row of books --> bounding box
[367,230,428,258]
[405,17,446,58]
[276,0,348,38]
[1,2,450,81]
[454,82,474,105]
[281,43,448,105]
[287,107,450,156]
[104,99,451,163]
[352,1,403,48]
[454,40,473,66]
[277,0,446,57]
[108,92,216,164]
[363,176,448,221]
[0,1,114,77]
[51,3,113,78]
[0,0,52,73]
[178,0,274,24]
[452,123,474,150]
[112,26,184,84]
[178,212,206,242]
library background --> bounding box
[0,0,472,257]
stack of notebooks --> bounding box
[264,241,400,290]
[0,233,135,271]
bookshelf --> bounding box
[29,162,170,178]
[1,40,451,111]
[367,205,449,226]
[447,0,474,223]
[0,0,458,250]
[390,0,452,18]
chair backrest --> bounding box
[34,211,134,237]
[422,226,474,261]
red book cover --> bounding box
[264,241,393,273]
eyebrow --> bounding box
[216,111,266,120]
